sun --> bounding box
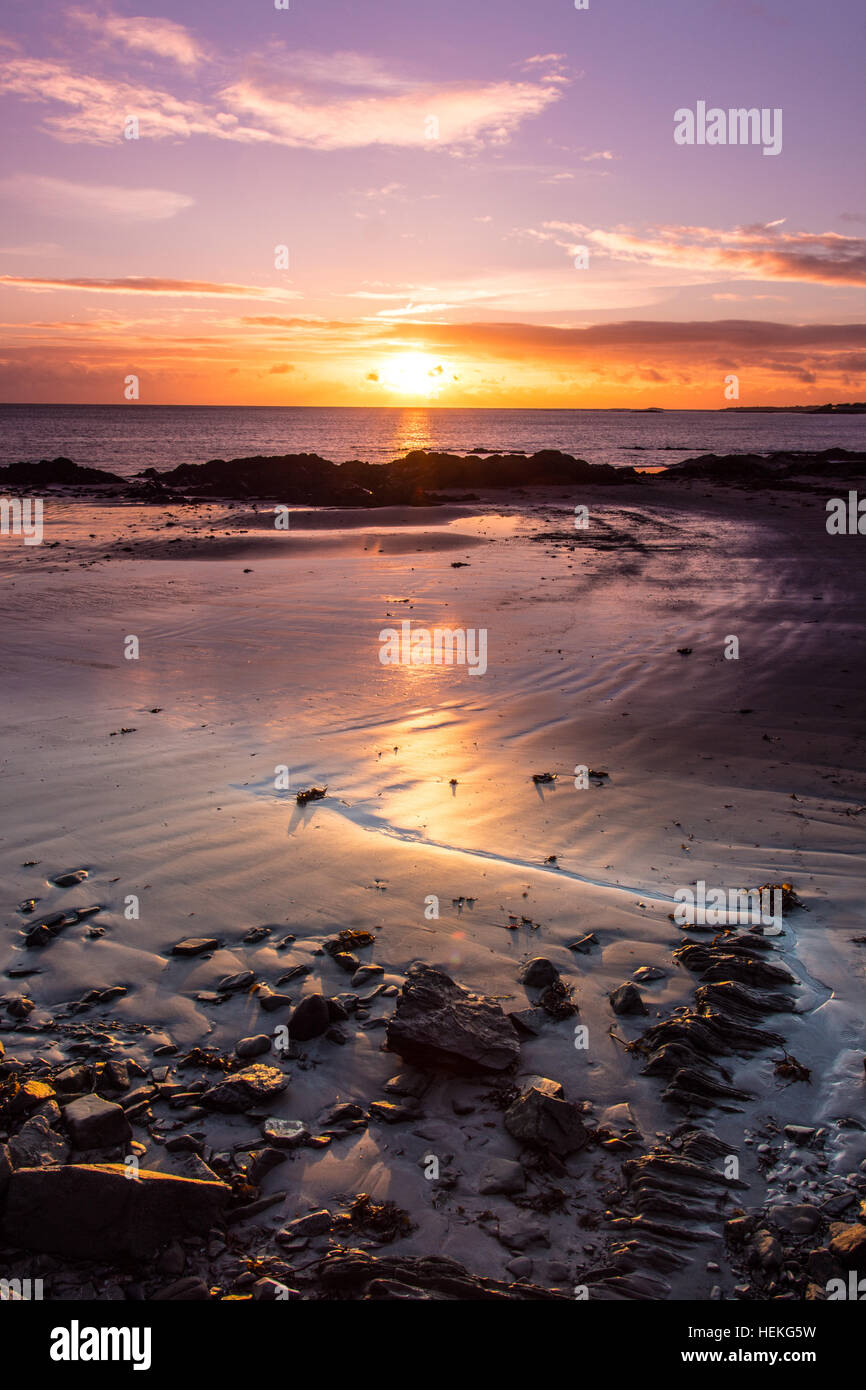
[379,352,446,398]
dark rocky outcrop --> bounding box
[0,1164,230,1259]
[0,458,124,487]
[386,964,520,1073]
[310,1248,570,1299]
[137,448,636,503]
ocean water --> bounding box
[1,403,864,479]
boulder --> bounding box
[0,1164,230,1259]
[386,964,520,1073]
[288,994,331,1041]
[504,1079,588,1156]
[62,1095,132,1149]
[9,1114,70,1168]
[200,1065,287,1112]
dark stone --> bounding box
[519,958,559,988]
[0,1164,230,1259]
[610,983,648,1016]
[200,1065,287,1112]
[288,994,331,1041]
[63,1095,132,1149]
[504,1079,588,1156]
[171,938,219,956]
[386,964,520,1073]
[235,1034,272,1059]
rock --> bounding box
[828,1222,866,1267]
[332,953,359,973]
[254,1277,301,1300]
[784,1124,816,1146]
[200,1065,287,1112]
[235,1034,272,1059]
[180,1155,219,1182]
[52,1063,91,1094]
[519,958,559,988]
[53,869,88,888]
[633,966,665,983]
[62,1095,132,1149]
[311,1247,570,1300]
[369,1100,420,1123]
[0,1164,230,1259]
[507,1008,547,1037]
[351,965,384,987]
[806,1248,843,1284]
[768,1203,821,1236]
[504,1079,588,1156]
[750,1231,782,1271]
[171,938,219,956]
[97,1060,130,1093]
[281,1210,331,1238]
[384,1072,428,1098]
[610,983,648,1016]
[6,995,35,1020]
[287,994,330,1041]
[478,1158,526,1196]
[9,1114,70,1167]
[567,934,598,954]
[386,964,521,1073]
[261,1118,309,1148]
[248,1148,287,1184]
[151,1277,211,1300]
[495,1215,550,1251]
[322,1102,365,1126]
[257,988,293,1014]
[323,930,376,956]
[217,970,255,993]
[2,1078,56,1119]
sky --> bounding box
[0,0,864,407]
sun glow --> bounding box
[378,352,447,398]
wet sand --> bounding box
[1,476,865,1300]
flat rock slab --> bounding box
[0,1164,230,1259]
[386,964,520,1073]
[172,938,220,956]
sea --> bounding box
[1,404,864,479]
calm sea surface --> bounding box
[1,404,864,478]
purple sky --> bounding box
[1,0,864,405]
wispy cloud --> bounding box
[0,276,300,299]
[68,6,206,70]
[536,219,866,287]
[0,174,193,222]
[0,47,565,150]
